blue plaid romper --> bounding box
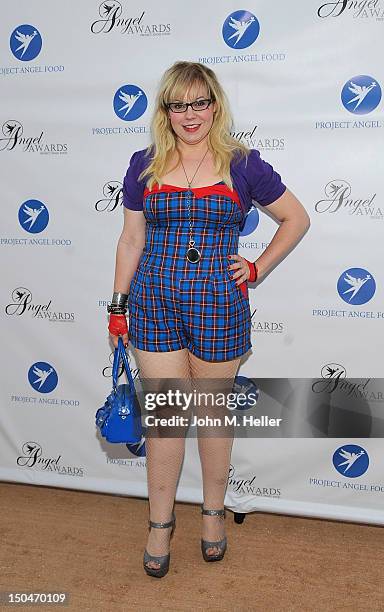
[127,182,252,362]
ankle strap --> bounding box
[201,504,226,517]
[148,513,175,529]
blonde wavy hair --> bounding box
[139,61,249,189]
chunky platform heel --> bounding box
[143,513,176,578]
[201,505,227,562]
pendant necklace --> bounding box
[179,148,209,264]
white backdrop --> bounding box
[1,1,383,525]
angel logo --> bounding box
[113,84,148,121]
[337,267,376,305]
[341,75,382,115]
[0,121,66,155]
[321,363,346,379]
[222,10,260,49]
[10,24,42,61]
[95,181,123,212]
[332,444,369,478]
[17,442,60,468]
[314,180,380,218]
[91,0,124,33]
[5,287,48,317]
[318,1,384,19]
[18,199,49,233]
[91,1,146,34]
[0,121,43,153]
[28,361,58,393]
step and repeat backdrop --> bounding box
[1,1,383,525]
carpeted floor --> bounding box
[0,481,383,611]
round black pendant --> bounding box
[186,247,201,263]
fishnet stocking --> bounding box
[132,346,241,566]
[133,348,191,569]
[189,352,241,556]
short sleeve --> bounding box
[122,151,145,211]
[246,149,286,206]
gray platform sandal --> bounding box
[143,513,176,578]
[201,505,227,562]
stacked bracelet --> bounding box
[107,305,127,314]
[107,291,128,314]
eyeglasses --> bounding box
[166,99,213,113]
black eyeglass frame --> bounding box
[165,98,213,113]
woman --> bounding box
[108,61,310,578]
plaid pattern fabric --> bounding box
[128,184,252,362]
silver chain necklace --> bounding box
[179,148,209,263]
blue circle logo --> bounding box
[337,267,376,305]
[332,444,369,478]
[341,75,381,115]
[222,11,260,49]
[240,207,259,236]
[113,85,148,121]
[10,25,42,61]
[232,376,259,411]
[28,361,58,393]
[18,200,49,233]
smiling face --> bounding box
[167,82,216,148]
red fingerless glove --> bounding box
[244,259,258,283]
[108,313,128,336]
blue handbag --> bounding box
[95,337,143,443]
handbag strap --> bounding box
[111,337,135,393]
